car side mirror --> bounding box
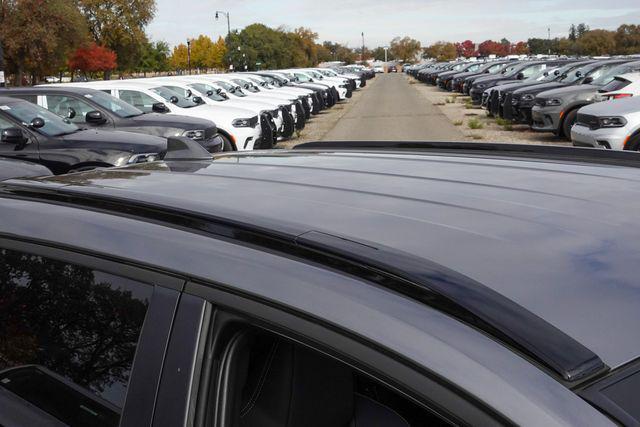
[575,71,583,78]
[192,96,204,105]
[582,76,594,84]
[85,110,106,124]
[516,72,525,80]
[30,117,45,129]
[1,127,27,145]
[169,96,179,104]
[67,107,76,119]
[152,102,170,113]
[186,89,193,97]
[206,90,214,96]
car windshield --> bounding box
[1,100,79,137]
[591,63,637,86]
[232,78,260,92]
[188,83,227,101]
[214,80,247,96]
[85,91,143,118]
[150,86,198,108]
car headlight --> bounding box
[232,117,259,127]
[599,116,627,128]
[521,94,535,102]
[182,129,205,140]
[476,83,487,89]
[545,98,562,106]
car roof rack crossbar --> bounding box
[0,185,607,383]
[294,140,640,168]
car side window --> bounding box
[0,248,153,427]
[204,324,448,427]
[119,90,156,113]
[44,95,95,124]
[0,115,16,134]
[9,94,37,103]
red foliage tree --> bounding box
[455,40,477,57]
[478,40,509,56]
[512,41,530,55]
[68,43,117,77]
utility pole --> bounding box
[0,0,5,87]
[361,32,365,63]
[187,39,192,75]
[215,11,231,37]
[548,27,551,55]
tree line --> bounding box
[423,24,640,61]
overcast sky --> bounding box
[147,0,640,48]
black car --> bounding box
[3,87,227,152]
[437,62,484,90]
[462,61,521,95]
[2,140,640,427]
[0,96,170,174]
[468,61,554,104]
[0,157,52,180]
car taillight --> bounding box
[610,93,633,99]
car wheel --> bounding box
[561,109,578,141]
[220,134,234,151]
[625,133,640,151]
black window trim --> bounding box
[182,281,513,427]
[0,235,184,427]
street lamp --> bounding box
[215,11,231,37]
[187,38,192,75]
[547,27,551,55]
[361,32,365,63]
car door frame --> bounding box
[153,280,509,427]
[0,236,184,427]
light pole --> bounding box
[215,11,231,37]
[547,27,551,55]
[384,46,389,63]
[187,39,192,75]
[361,32,365,63]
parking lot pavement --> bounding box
[321,73,465,141]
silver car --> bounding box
[571,95,640,150]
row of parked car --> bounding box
[0,65,374,176]
[407,58,640,150]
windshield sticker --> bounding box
[84,94,93,98]
[0,105,10,110]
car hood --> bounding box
[0,158,52,180]
[493,81,526,92]
[537,84,598,99]
[60,129,167,153]
[130,112,216,131]
[579,96,640,116]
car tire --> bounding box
[625,133,640,151]
[220,134,234,152]
[561,109,578,141]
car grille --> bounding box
[294,101,305,130]
[279,106,295,137]
[534,98,546,108]
[576,113,600,130]
[258,113,276,149]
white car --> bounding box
[374,66,384,73]
[47,80,266,150]
[571,96,640,150]
[283,70,349,100]
[142,77,291,140]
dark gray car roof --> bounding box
[5,149,640,370]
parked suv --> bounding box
[1,140,640,426]
[3,87,226,152]
[0,96,167,174]
[532,60,640,139]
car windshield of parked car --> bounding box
[1,100,79,136]
[589,64,630,86]
[150,86,198,108]
[86,91,143,118]
[232,78,260,92]
[214,80,247,97]
[187,83,227,101]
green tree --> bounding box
[389,37,421,62]
[577,30,616,55]
[424,42,457,61]
[138,41,169,75]
[75,0,156,73]
[0,0,88,85]
[615,24,640,55]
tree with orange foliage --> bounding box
[68,43,117,80]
